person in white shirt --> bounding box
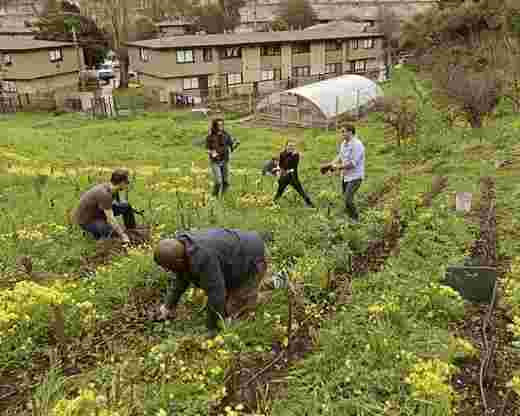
[328,124,365,222]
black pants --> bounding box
[342,179,362,220]
[274,173,313,206]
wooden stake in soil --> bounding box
[287,282,293,362]
[51,304,66,366]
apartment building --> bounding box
[126,29,384,103]
[0,38,82,94]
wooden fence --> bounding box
[0,92,57,113]
[63,95,145,118]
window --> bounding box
[261,69,274,81]
[260,45,281,56]
[292,66,310,77]
[350,60,367,73]
[350,39,359,50]
[136,0,149,9]
[183,77,199,90]
[139,48,150,62]
[176,49,194,63]
[2,53,12,65]
[221,47,241,59]
[325,63,341,74]
[1,81,16,92]
[325,41,341,51]
[203,48,212,62]
[49,48,63,62]
[226,72,242,85]
[292,43,310,54]
[362,38,375,49]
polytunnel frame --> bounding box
[280,91,328,123]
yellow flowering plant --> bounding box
[52,388,122,416]
[405,358,458,414]
[447,336,479,362]
[509,374,520,397]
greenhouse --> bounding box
[256,74,384,128]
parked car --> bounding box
[96,63,115,82]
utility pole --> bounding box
[253,0,257,32]
[72,27,86,91]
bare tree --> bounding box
[375,96,417,147]
[377,6,401,79]
[434,65,502,128]
[190,0,245,34]
[276,0,317,30]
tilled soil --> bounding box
[216,175,452,414]
[450,177,519,415]
[0,227,154,414]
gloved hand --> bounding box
[320,163,335,175]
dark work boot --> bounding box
[212,183,221,197]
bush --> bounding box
[375,96,418,147]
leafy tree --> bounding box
[190,0,245,34]
[275,0,317,30]
[271,17,288,32]
[401,0,516,120]
[433,65,502,128]
[79,0,157,88]
[35,1,109,67]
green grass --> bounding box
[1,67,519,416]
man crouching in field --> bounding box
[152,228,269,338]
[73,169,132,243]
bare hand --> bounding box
[158,304,176,321]
[122,234,131,244]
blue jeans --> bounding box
[210,161,229,196]
[342,179,362,221]
[80,202,129,240]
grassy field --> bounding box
[1,67,520,416]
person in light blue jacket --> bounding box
[328,123,365,222]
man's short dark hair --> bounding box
[110,169,130,185]
[339,123,356,135]
[210,118,224,135]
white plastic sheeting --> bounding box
[257,74,383,120]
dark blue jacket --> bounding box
[165,228,265,331]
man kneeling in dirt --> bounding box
[73,169,134,243]
[152,228,269,338]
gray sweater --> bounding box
[165,228,265,331]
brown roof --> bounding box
[0,38,75,51]
[0,26,36,35]
[304,21,372,33]
[126,28,383,49]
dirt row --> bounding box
[450,177,519,416]
[0,175,446,415]
[215,175,450,414]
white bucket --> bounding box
[456,192,472,213]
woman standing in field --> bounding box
[273,140,314,207]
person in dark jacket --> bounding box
[206,118,239,197]
[152,228,267,337]
[273,140,314,207]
